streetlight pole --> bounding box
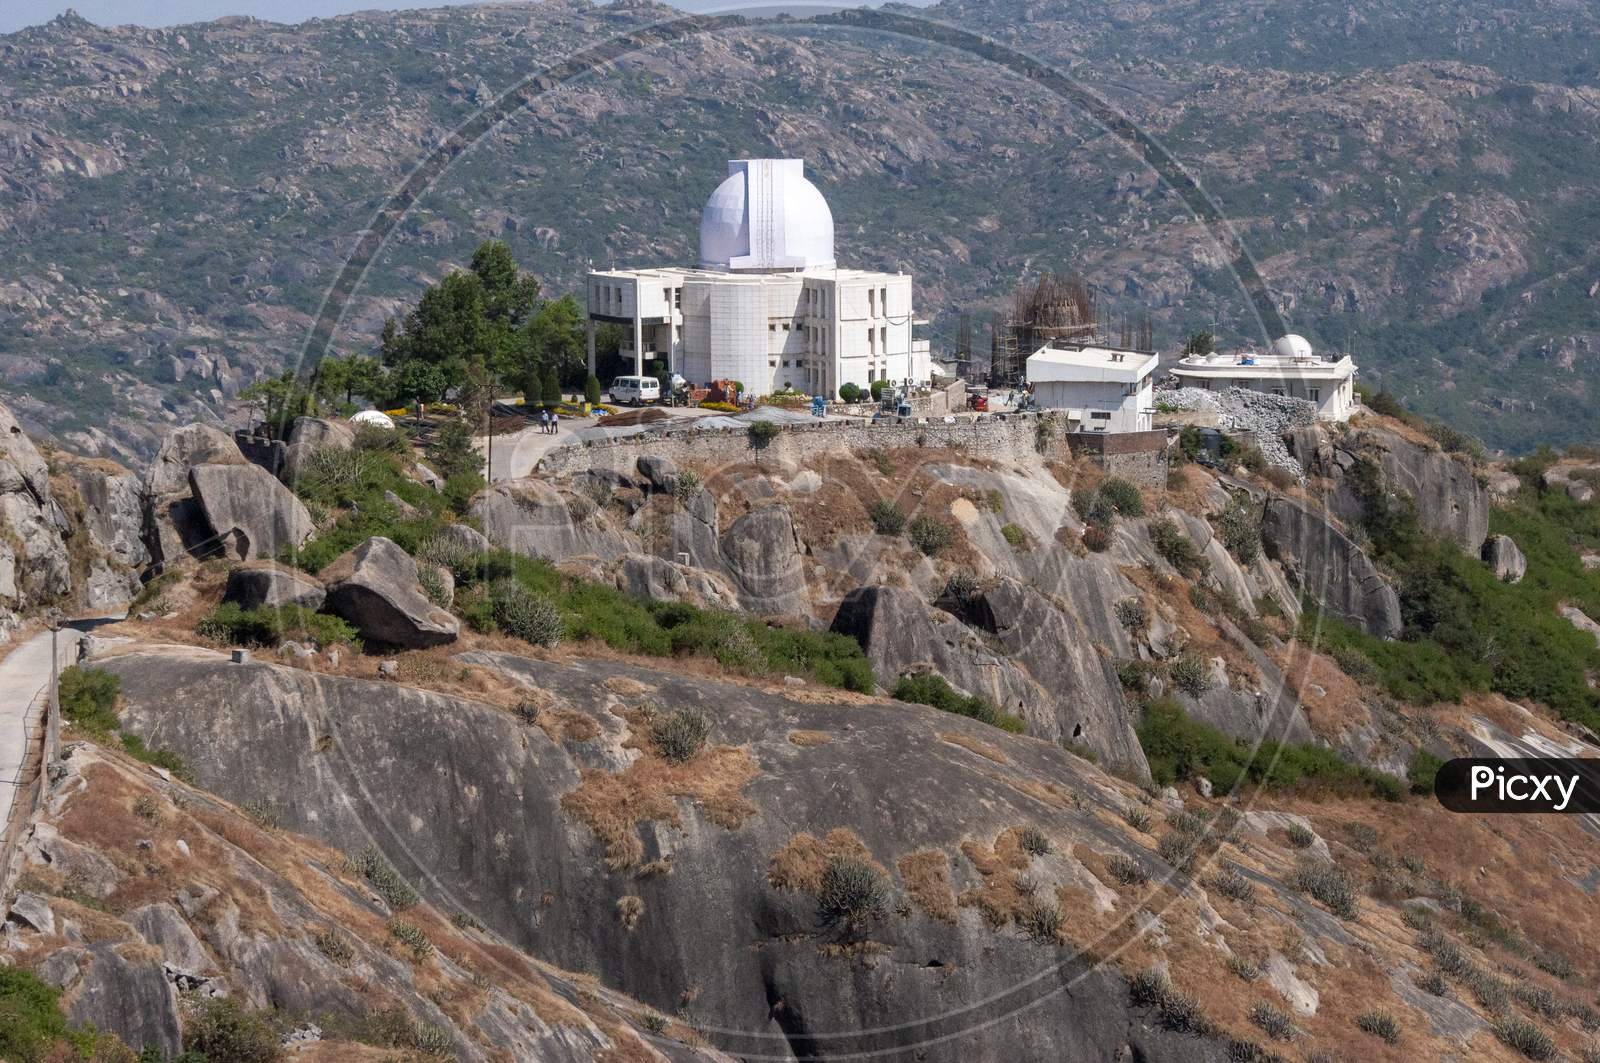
[484,382,497,484]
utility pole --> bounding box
[484,381,497,484]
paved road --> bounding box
[0,629,78,833]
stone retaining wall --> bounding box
[537,412,1170,485]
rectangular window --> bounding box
[868,289,876,317]
[1308,387,1321,403]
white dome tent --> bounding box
[350,409,395,430]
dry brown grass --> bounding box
[955,828,1036,929]
[897,849,958,923]
[560,704,758,871]
[767,828,881,894]
[786,729,832,746]
[939,730,1008,763]
[615,895,644,931]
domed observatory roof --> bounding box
[1271,334,1315,360]
[699,159,835,272]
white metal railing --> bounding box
[0,628,78,918]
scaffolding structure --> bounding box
[987,272,1154,387]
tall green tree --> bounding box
[381,270,491,398]
[471,240,541,329]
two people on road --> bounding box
[538,408,561,435]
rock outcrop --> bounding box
[141,424,248,570]
[1289,424,1489,555]
[614,552,738,609]
[832,581,1150,778]
[321,535,459,647]
[12,743,711,1062]
[222,560,326,611]
[471,479,631,563]
[716,505,811,618]
[1260,496,1402,638]
[0,400,71,634]
[278,415,355,486]
[105,646,1243,1062]
[1482,534,1526,584]
[188,463,315,561]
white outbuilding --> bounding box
[350,409,395,430]
[1026,342,1159,433]
[1170,334,1358,421]
[585,159,930,399]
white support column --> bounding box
[585,318,596,377]
[633,311,644,377]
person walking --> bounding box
[550,410,560,436]
[539,408,550,435]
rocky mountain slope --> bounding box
[5,387,1600,1058]
[3,1,1600,457]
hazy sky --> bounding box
[0,0,887,34]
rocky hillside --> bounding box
[3,1,1600,457]
[5,390,1600,1058]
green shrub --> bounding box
[1248,1001,1296,1042]
[0,966,100,1062]
[1294,860,1358,919]
[869,499,907,535]
[1108,854,1149,886]
[1114,598,1147,632]
[344,845,419,912]
[939,571,981,606]
[892,673,1026,733]
[907,515,953,556]
[184,997,283,1063]
[1082,525,1112,552]
[1227,954,1261,981]
[1408,748,1443,795]
[489,579,563,647]
[388,919,433,961]
[1354,1010,1400,1045]
[417,532,482,581]
[59,665,120,735]
[1000,522,1027,549]
[1286,823,1316,849]
[1124,805,1152,832]
[1207,865,1257,908]
[120,734,194,783]
[649,707,711,763]
[1149,517,1207,576]
[838,382,861,403]
[417,565,451,608]
[1137,698,1401,801]
[1157,831,1198,874]
[1128,966,1169,1007]
[1098,477,1144,517]
[1018,897,1063,943]
[816,856,888,929]
[1217,495,1261,564]
[197,602,361,650]
[1017,826,1052,857]
[1077,488,1119,529]
[673,469,703,504]
[748,419,782,448]
[1494,1017,1555,1061]
[1169,656,1212,698]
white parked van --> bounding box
[609,375,661,406]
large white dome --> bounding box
[1272,334,1314,359]
[698,159,835,272]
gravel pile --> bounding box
[1160,387,1316,476]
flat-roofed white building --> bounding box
[1170,334,1358,421]
[1026,341,1159,432]
[585,159,930,398]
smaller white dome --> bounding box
[350,410,395,429]
[1272,334,1314,359]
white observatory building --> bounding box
[1170,334,1358,421]
[585,159,931,398]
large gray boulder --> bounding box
[188,463,315,561]
[142,423,249,569]
[832,581,1150,779]
[223,561,326,611]
[70,463,148,568]
[1482,534,1526,584]
[321,536,458,648]
[471,479,631,563]
[1260,496,1402,638]
[614,552,738,609]
[279,415,356,486]
[0,401,71,623]
[717,505,811,618]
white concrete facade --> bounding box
[1170,335,1357,421]
[1026,343,1158,432]
[584,159,930,399]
